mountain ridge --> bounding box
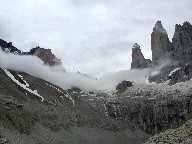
[0,39,62,67]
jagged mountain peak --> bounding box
[131,43,152,69]
[153,20,167,34]
[133,43,140,48]
[151,20,172,62]
[175,21,192,32]
[155,20,162,27]
[182,21,192,28]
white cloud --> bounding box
[0,50,156,91]
[0,0,191,77]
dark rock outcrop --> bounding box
[116,81,133,93]
[151,21,173,62]
[131,43,152,69]
[148,65,176,84]
[169,62,192,85]
[148,55,192,85]
[0,39,21,54]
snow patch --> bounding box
[4,69,44,102]
[46,83,63,93]
[169,68,180,76]
[65,93,75,106]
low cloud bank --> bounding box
[0,50,171,91]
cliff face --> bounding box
[131,43,151,69]
[172,22,192,64]
[82,82,192,136]
[99,91,192,135]
[151,21,173,62]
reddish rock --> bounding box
[32,47,62,66]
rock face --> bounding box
[131,43,151,69]
[29,47,62,66]
[104,95,192,135]
[172,21,192,64]
[151,21,173,62]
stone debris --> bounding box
[145,119,192,144]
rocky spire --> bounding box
[172,21,192,64]
[131,43,151,69]
[132,43,145,62]
[151,21,173,62]
[153,20,167,34]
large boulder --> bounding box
[116,81,133,93]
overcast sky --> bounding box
[0,0,191,77]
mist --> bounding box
[0,50,172,91]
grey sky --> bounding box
[0,0,191,77]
